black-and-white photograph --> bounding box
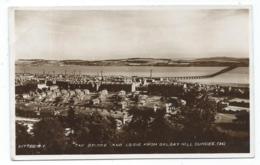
[11,6,252,158]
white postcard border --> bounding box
[9,5,254,160]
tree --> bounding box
[179,98,217,141]
[16,123,36,154]
[67,106,75,128]
[72,112,118,145]
[33,118,66,154]
[88,112,117,144]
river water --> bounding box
[16,65,249,85]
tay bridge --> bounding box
[146,66,238,80]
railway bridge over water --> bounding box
[146,66,238,80]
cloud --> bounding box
[14,8,250,60]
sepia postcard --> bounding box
[10,6,254,160]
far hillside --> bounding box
[15,57,249,67]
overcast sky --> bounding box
[14,8,250,60]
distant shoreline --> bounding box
[15,57,249,67]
